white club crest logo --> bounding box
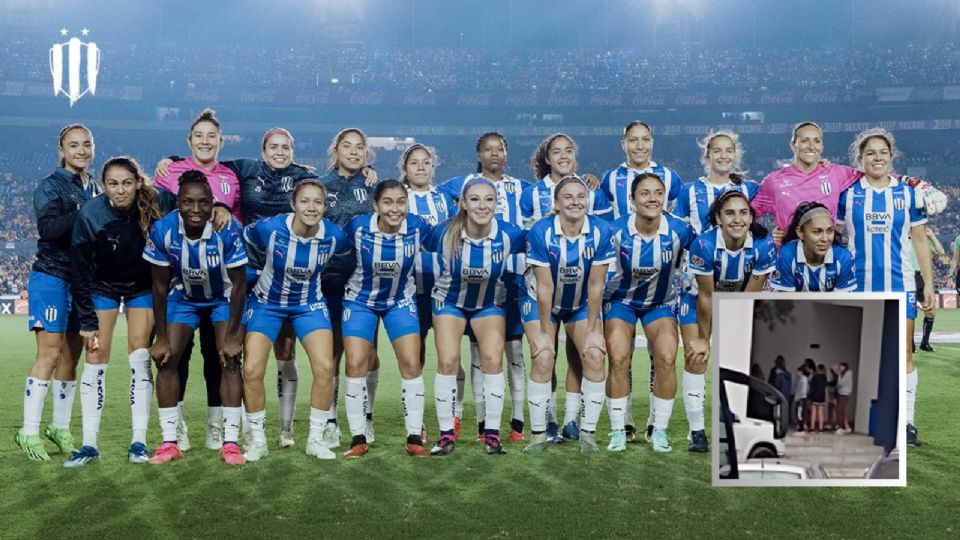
[49,28,100,107]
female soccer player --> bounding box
[17,124,102,461]
[65,156,163,466]
[340,179,433,458]
[522,176,614,454]
[686,191,776,369]
[837,128,935,447]
[674,131,760,452]
[153,108,242,450]
[317,128,380,449]
[242,180,349,461]
[770,202,857,293]
[143,171,248,465]
[437,132,529,444]
[604,172,695,453]
[398,144,466,431]
[424,177,527,456]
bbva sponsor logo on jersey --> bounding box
[183,268,208,281]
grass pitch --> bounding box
[0,312,958,539]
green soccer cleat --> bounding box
[16,429,51,461]
[607,429,627,452]
[44,425,77,454]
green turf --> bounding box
[1,313,958,539]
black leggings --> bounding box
[177,317,222,407]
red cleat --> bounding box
[148,442,183,464]
[508,429,526,443]
[344,443,368,458]
[406,442,430,457]
[219,442,246,465]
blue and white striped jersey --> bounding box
[605,213,695,309]
[344,213,432,309]
[674,177,760,235]
[244,214,349,307]
[837,177,926,292]
[423,217,526,310]
[143,211,248,301]
[688,227,775,292]
[406,187,457,226]
[520,176,613,227]
[525,215,616,313]
[437,173,528,227]
[414,251,441,296]
[599,161,683,220]
[770,240,857,292]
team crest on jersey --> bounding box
[404,243,416,257]
[281,176,293,192]
[354,188,367,202]
[207,252,220,267]
[584,245,595,259]
[436,199,447,215]
[661,249,674,264]
[820,177,831,195]
[679,303,689,317]
[343,307,351,322]
[221,180,231,195]
[522,301,531,316]
[492,251,503,263]
[317,251,330,265]
[825,278,835,290]
[504,182,517,194]
[894,198,905,210]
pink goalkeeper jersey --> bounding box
[752,162,861,232]
[154,157,243,222]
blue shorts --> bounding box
[416,293,433,335]
[433,300,504,322]
[27,271,80,333]
[677,292,697,326]
[167,290,237,329]
[603,301,677,328]
[92,293,152,311]
[907,291,917,320]
[342,299,420,343]
[245,267,260,289]
[519,292,590,325]
[246,298,332,342]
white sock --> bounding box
[329,375,340,424]
[366,369,380,420]
[483,372,506,433]
[906,368,918,425]
[401,376,426,436]
[682,371,706,432]
[563,392,582,425]
[652,396,675,431]
[207,406,221,426]
[581,379,606,432]
[22,377,50,436]
[505,340,525,423]
[158,406,179,443]
[277,358,298,432]
[52,379,77,430]
[527,380,551,433]
[129,348,152,444]
[344,377,368,437]
[547,390,558,424]
[80,363,107,448]
[435,373,458,433]
[222,407,242,443]
[309,407,330,439]
[455,362,466,418]
[246,409,266,443]
[470,343,485,423]
[607,396,627,431]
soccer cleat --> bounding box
[652,429,672,453]
[607,429,627,452]
[322,422,341,449]
[44,425,77,454]
[546,421,564,444]
[15,429,50,461]
[522,432,547,455]
[405,435,429,457]
[365,419,376,444]
[63,445,100,468]
[484,434,507,455]
[305,435,336,460]
[907,424,922,447]
[242,439,268,462]
[219,442,246,465]
[205,422,223,450]
[148,442,184,464]
[644,424,654,443]
[624,424,637,443]
[278,430,296,448]
[688,430,708,453]
[919,344,935,353]
[453,416,462,438]
[579,432,600,453]
[177,419,191,452]
[561,421,580,441]
[344,436,368,458]
[508,419,525,442]
[128,442,150,464]
[430,435,456,456]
